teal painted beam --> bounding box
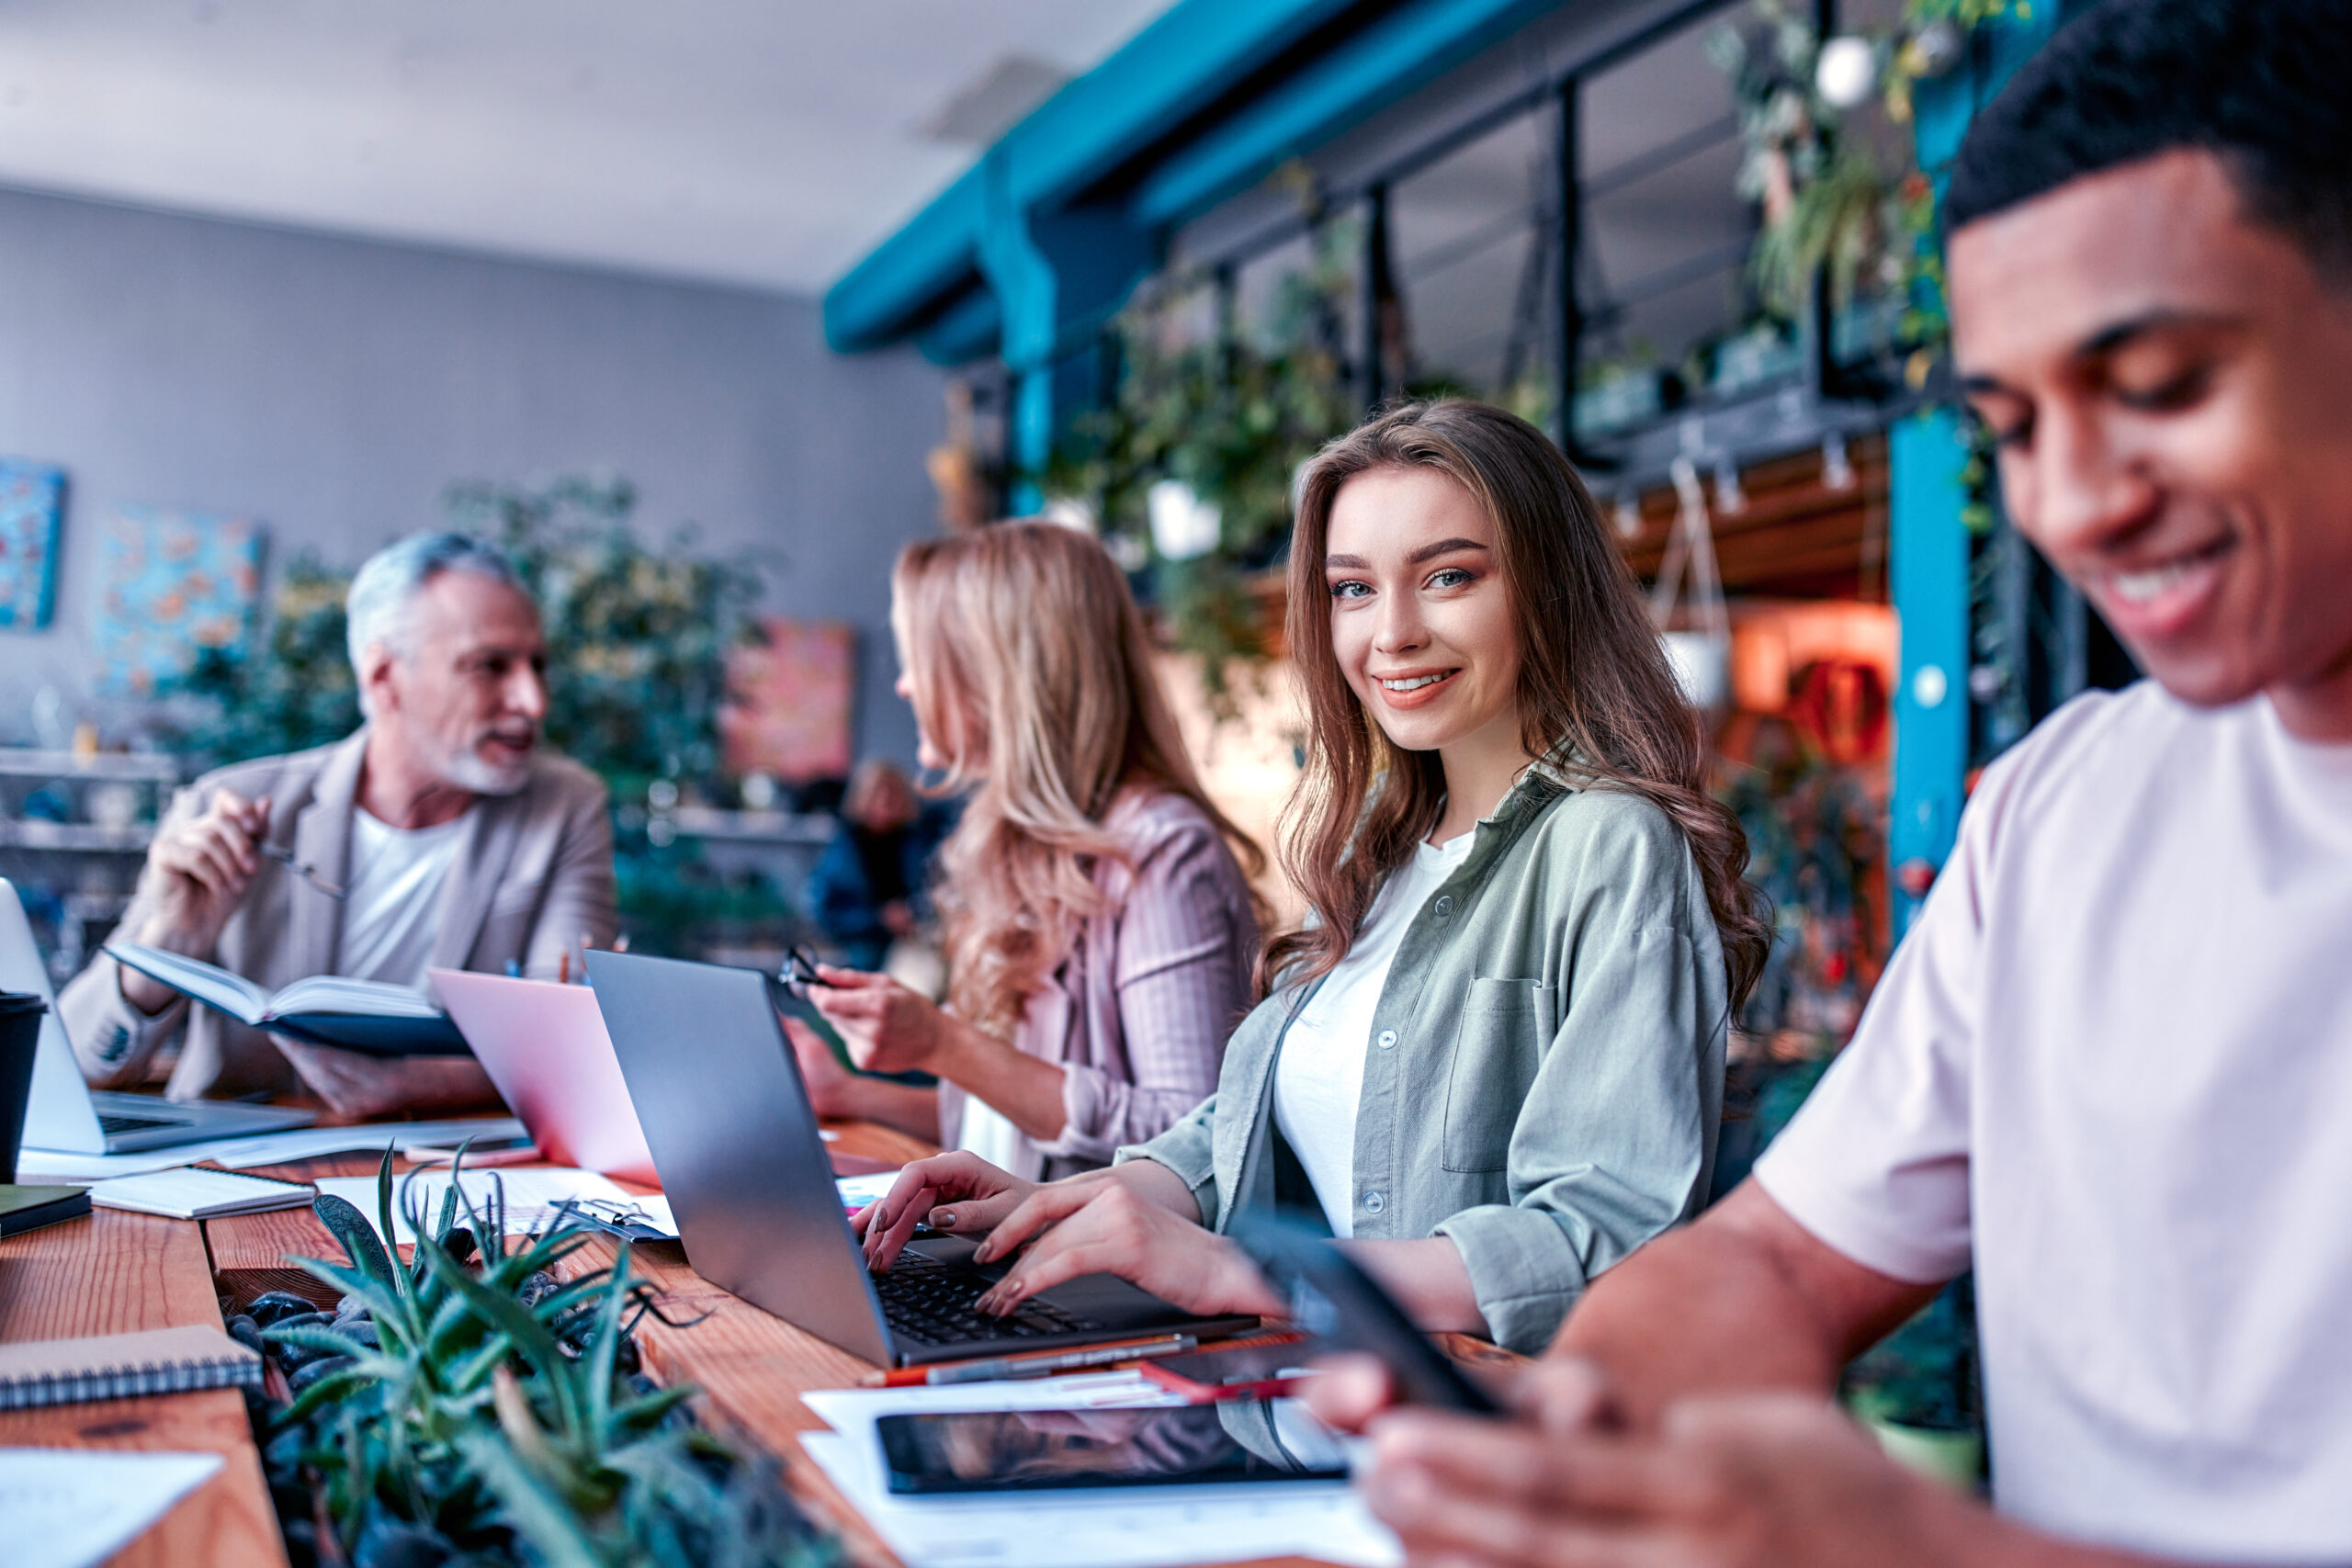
[1131,0,1568,227]
[1888,409,1973,937]
[824,0,1362,354]
[824,168,986,353]
[914,285,1001,367]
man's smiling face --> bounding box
[1950,148,2352,739]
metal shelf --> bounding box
[0,749,181,784]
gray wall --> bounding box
[0,184,944,771]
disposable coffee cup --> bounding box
[0,991,47,1184]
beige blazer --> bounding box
[59,728,617,1100]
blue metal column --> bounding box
[1886,5,2061,935]
[975,154,1158,514]
[1889,409,1972,935]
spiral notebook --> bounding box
[0,1325,263,1412]
[89,1167,315,1220]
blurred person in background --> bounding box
[859,400,1769,1354]
[804,758,951,976]
[785,521,1264,1179]
[60,532,616,1118]
[1308,3,2352,1565]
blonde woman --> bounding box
[786,522,1264,1179]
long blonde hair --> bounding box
[1263,401,1770,1010]
[893,522,1264,1036]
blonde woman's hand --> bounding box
[854,1150,1039,1271]
[782,1015,858,1120]
[808,964,949,1076]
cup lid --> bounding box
[0,991,50,1016]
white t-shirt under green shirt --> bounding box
[1273,829,1476,1237]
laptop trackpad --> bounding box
[902,1235,1212,1330]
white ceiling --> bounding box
[0,0,1173,296]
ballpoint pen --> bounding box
[863,1334,1198,1388]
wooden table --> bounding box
[0,1202,287,1567]
[18,1121,1346,1567]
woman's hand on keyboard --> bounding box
[857,1151,1036,1271]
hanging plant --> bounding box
[1046,215,1360,714]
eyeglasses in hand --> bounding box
[777,943,828,998]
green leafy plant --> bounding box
[1047,218,1361,705]
[253,1148,834,1568]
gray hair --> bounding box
[345,532,526,707]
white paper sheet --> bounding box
[797,1377,1401,1568]
[15,1117,529,1180]
[311,1167,677,1245]
[0,1448,222,1568]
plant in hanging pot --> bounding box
[1047,223,1359,714]
[246,1148,835,1568]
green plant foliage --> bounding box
[259,1146,835,1568]
[177,554,367,763]
[441,475,762,802]
[1047,220,1361,705]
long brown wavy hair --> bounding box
[894,522,1265,1037]
[1261,400,1770,1010]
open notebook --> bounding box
[106,944,469,1055]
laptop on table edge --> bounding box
[584,948,1259,1368]
[0,878,314,1154]
[427,966,659,1184]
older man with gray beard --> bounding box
[61,532,617,1117]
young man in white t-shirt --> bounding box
[1309,1,2352,1562]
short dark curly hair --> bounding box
[1947,0,2352,278]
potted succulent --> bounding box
[236,1149,835,1568]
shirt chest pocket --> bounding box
[1441,976,1559,1173]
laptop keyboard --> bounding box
[97,1111,183,1134]
[874,1251,1104,1345]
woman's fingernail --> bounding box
[933,1211,956,1228]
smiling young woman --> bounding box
[857,400,1770,1353]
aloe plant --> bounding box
[253,1147,834,1568]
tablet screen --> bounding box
[876,1403,1347,1494]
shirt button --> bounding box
[1363,1190,1386,1214]
[1433,895,1454,918]
[1376,1029,1397,1050]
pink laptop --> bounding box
[427,968,660,1186]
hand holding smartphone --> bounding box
[1228,1210,1500,1415]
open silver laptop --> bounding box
[586,949,1257,1367]
[0,878,314,1154]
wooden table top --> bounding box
[0,1201,287,1568]
[190,1120,1343,1568]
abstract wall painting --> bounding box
[0,458,67,630]
[719,616,856,784]
[93,505,266,695]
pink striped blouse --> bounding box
[934,789,1261,1180]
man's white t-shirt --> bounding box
[336,808,471,987]
[1755,682,2352,1562]
[1274,830,1476,1237]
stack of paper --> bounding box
[797,1373,1402,1568]
[312,1168,679,1245]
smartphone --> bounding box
[875,1403,1347,1495]
[1228,1210,1500,1414]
